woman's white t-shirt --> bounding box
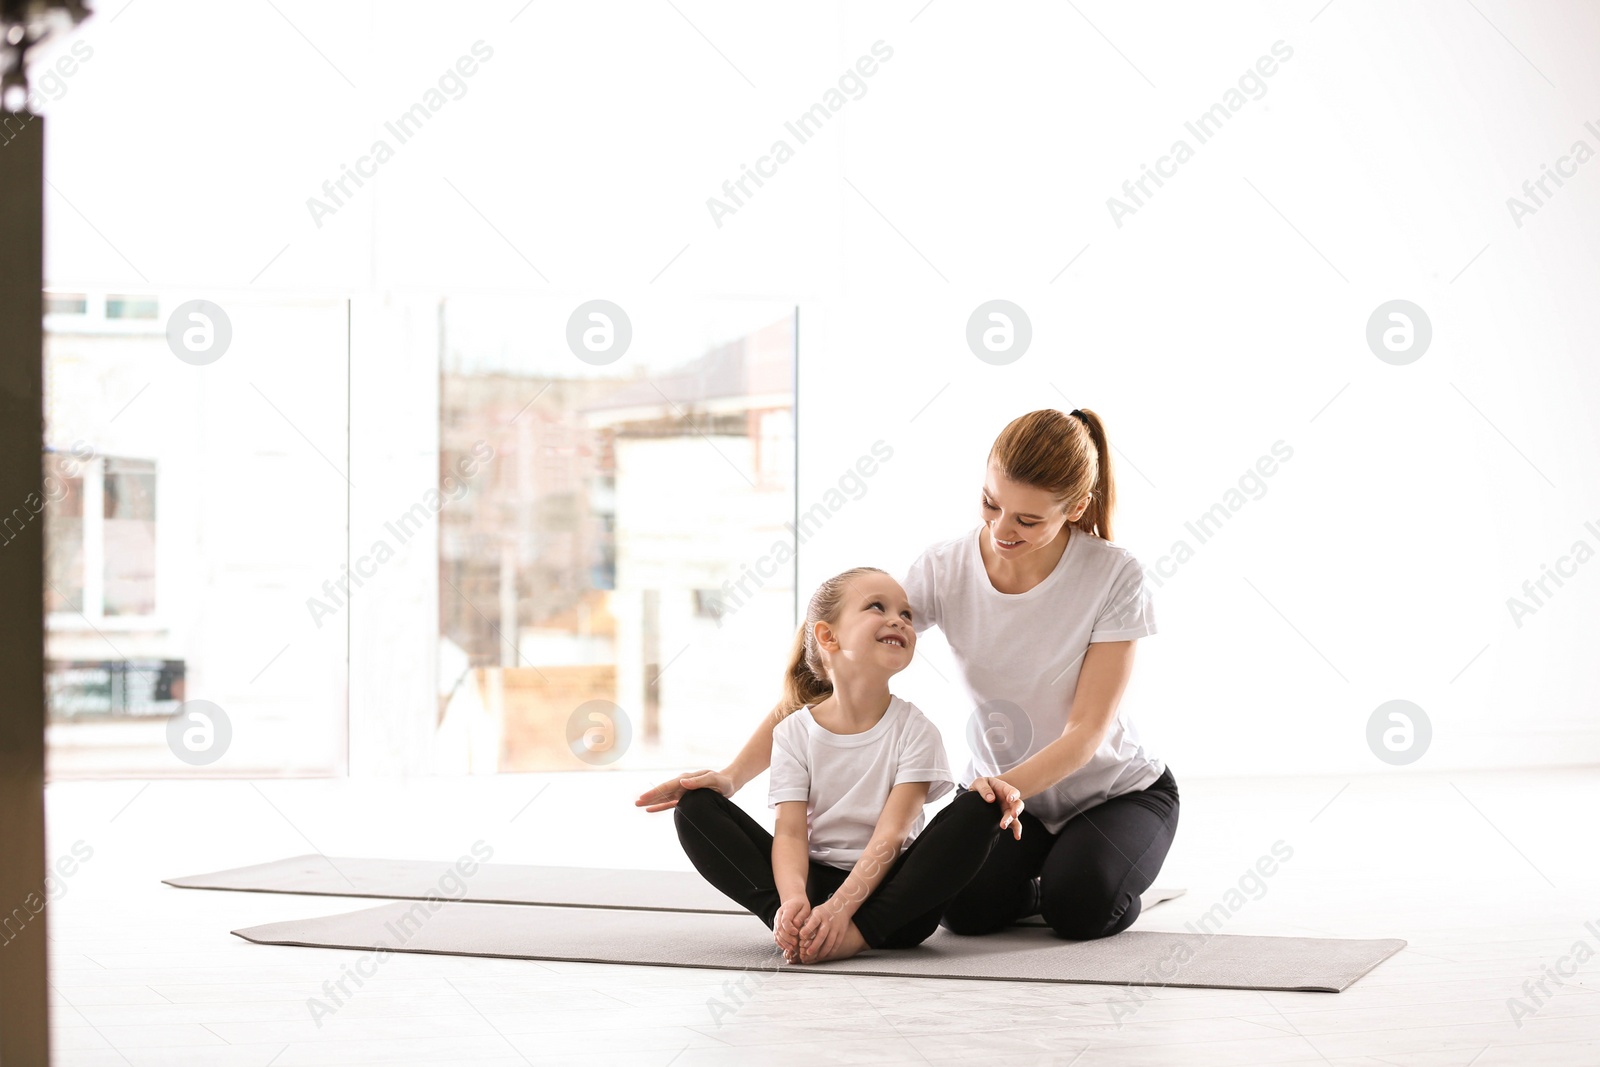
[901,523,1163,835]
[768,695,955,871]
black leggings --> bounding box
[942,765,1181,940]
[673,765,1179,947]
[673,785,1009,949]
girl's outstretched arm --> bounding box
[635,700,785,812]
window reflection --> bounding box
[102,457,156,616]
[438,301,797,772]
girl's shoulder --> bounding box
[773,703,815,738]
[886,697,949,764]
[888,695,937,731]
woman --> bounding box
[637,407,1179,956]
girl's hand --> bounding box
[967,776,1025,840]
[635,769,734,812]
[774,896,811,961]
[797,899,850,963]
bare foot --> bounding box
[799,920,868,964]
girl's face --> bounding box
[813,572,916,677]
[981,457,1086,560]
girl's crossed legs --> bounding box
[674,786,1008,950]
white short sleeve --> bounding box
[1089,558,1157,643]
[900,550,941,634]
[893,711,955,804]
[767,713,811,807]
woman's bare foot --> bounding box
[798,920,868,964]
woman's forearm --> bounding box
[722,701,783,793]
[1003,723,1098,800]
[1004,642,1135,799]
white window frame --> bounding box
[45,453,163,632]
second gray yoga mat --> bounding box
[163,853,1184,926]
[234,900,1405,993]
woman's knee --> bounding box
[939,885,1013,936]
[1039,875,1137,941]
[939,904,1009,936]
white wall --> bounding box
[349,293,442,776]
[33,0,1600,775]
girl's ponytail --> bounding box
[775,622,834,723]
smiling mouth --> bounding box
[996,536,1023,548]
[877,635,906,648]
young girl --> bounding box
[673,565,1022,965]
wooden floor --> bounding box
[39,765,1600,1065]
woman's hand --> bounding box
[967,776,1025,840]
[774,896,811,961]
[634,769,734,812]
[796,898,852,963]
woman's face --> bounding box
[981,457,1086,560]
[813,571,915,676]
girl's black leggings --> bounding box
[673,766,1179,948]
[673,784,1009,948]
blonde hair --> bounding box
[988,407,1116,542]
[771,566,889,724]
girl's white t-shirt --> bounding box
[768,695,955,871]
[901,523,1163,834]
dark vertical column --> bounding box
[0,109,51,1064]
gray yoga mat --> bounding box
[163,853,1184,926]
[233,899,1406,993]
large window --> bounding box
[41,290,798,777]
[437,298,798,773]
[42,291,348,776]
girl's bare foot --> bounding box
[799,919,868,964]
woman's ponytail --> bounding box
[1069,408,1115,542]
